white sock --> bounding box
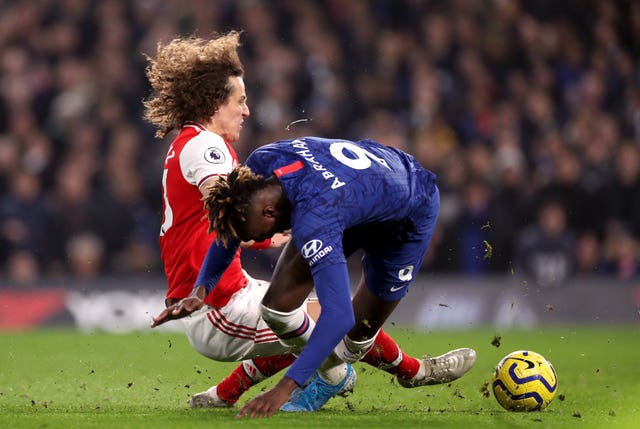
[317,353,349,385]
[412,360,427,381]
[334,332,379,363]
[260,304,315,352]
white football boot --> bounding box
[398,348,477,387]
[189,385,234,408]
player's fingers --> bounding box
[150,313,167,328]
[237,401,261,418]
[236,405,248,418]
[237,401,255,418]
[181,300,202,313]
[257,401,275,418]
[181,302,195,312]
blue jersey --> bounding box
[245,137,436,274]
[196,137,439,386]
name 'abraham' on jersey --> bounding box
[244,136,436,271]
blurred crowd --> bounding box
[1,0,639,287]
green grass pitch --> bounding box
[1,326,638,429]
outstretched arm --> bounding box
[237,263,354,418]
[151,284,207,327]
[284,262,354,385]
[194,237,240,293]
[151,238,239,327]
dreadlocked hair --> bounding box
[204,166,268,246]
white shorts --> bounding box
[180,272,301,362]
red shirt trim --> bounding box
[250,238,272,250]
[274,160,304,177]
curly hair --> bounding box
[204,166,268,246]
[143,31,244,138]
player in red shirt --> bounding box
[145,32,475,409]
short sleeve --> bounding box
[179,132,235,188]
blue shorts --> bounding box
[343,185,440,301]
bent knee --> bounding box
[260,304,309,335]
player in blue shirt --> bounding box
[170,137,476,417]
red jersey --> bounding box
[159,123,246,307]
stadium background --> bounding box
[0,0,639,330]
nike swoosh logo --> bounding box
[510,357,535,369]
[389,284,407,292]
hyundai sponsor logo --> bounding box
[301,239,333,266]
[301,239,323,258]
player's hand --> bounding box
[269,231,291,248]
[237,377,298,418]
[240,231,289,249]
[151,285,207,327]
[240,240,256,248]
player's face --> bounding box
[212,76,250,143]
[238,189,291,242]
[238,218,278,243]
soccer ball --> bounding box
[492,350,558,411]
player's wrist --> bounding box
[191,285,207,301]
[277,376,301,392]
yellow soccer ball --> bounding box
[492,350,558,411]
